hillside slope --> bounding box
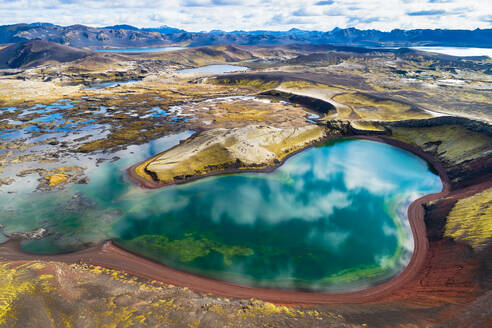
[0,40,91,68]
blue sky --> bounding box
[0,0,490,31]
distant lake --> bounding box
[411,47,492,58]
[96,47,187,53]
[177,65,249,74]
[86,80,138,89]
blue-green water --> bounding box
[0,137,441,291]
[86,80,138,89]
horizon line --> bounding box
[2,22,491,34]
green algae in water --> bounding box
[3,138,442,292]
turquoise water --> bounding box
[86,80,138,89]
[96,47,187,53]
[0,137,441,291]
[177,65,249,74]
[0,100,105,141]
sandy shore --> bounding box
[2,136,476,305]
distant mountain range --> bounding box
[0,23,491,49]
[103,24,186,35]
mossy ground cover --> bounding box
[46,173,68,186]
[350,120,386,132]
[150,143,236,182]
[444,187,492,249]
[0,262,53,326]
[390,125,492,166]
[212,77,279,90]
[137,125,327,185]
[0,261,340,327]
[214,103,270,122]
[263,125,327,160]
[333,92,431,121]
[120,235,253,265]
[279,81,328,89]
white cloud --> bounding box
[208,176,352,225]
[0,0,489,31]
[308,229,351,250]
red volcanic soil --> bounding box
[3,136,491,312]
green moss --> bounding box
[444,187,492,249]
[333,92,430,121]
[263,125,326,160]
[141,126,327,184]
[151,143,235,182]
[77,125,170,152]
[128,235,210,263]
[0,263,52,326]
[212,244,254,266]
[211,78,279,90]
[350,120,386,132]
[214,103,270,122]
[122,235,253,265]
[391,125,492,166]
[280,81,321,89]
[322,264,390,284]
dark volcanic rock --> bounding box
[0,40,91,68]
[260,90,336,115]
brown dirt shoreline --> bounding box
[1,135,472,305]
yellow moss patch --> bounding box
[215,103,270,122]
[188,319,201,328]
[97,297,148,328]
[46,173,68,186]
[76,127,156,152]
[137,125,327,184]
[280,80,322,89]
[350,121,386,131]
[134,157,156,182]
[0,260,345,326]
[54,166,79,172]
[212,78,279,90]
[238,300,303,319]
[279,81,334,90]
[391,125,492,166]
[263,125,326,161]
[333,92,430,121]
[0,262,50,326]
[154,143,234,182]
[444,187,492,249]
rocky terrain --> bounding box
[0,41,491,327]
